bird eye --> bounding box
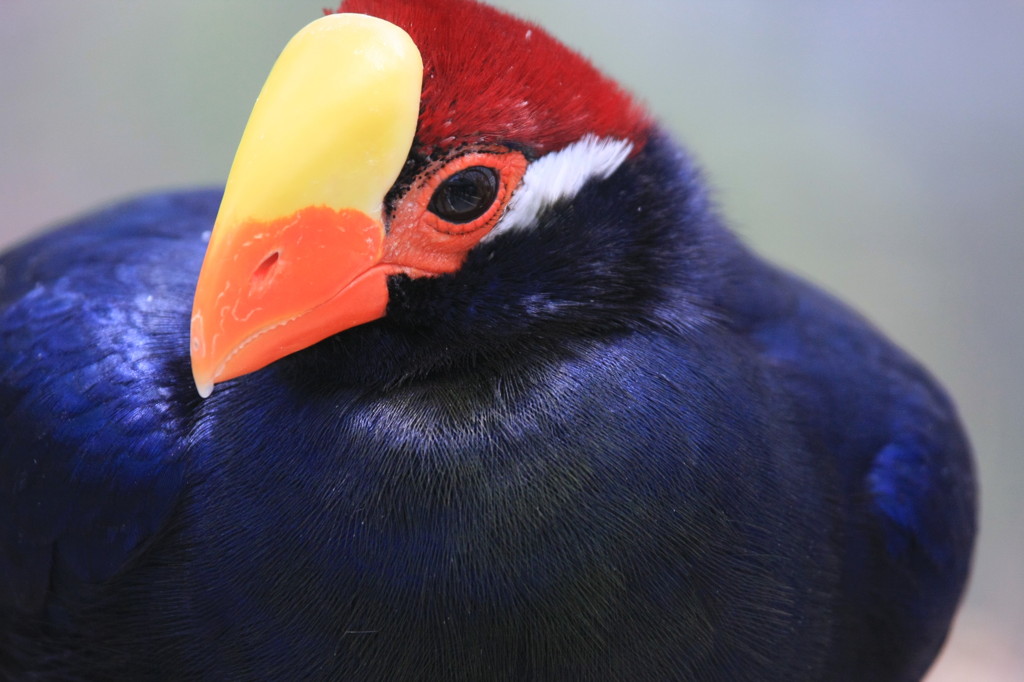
[381,148,528,273]
[427,166,499,224]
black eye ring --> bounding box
[427,166,500,224]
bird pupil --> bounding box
[428,166,499,223]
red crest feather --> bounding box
[334,0,650,155]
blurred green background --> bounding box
[1,2,1021,678]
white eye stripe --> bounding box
[483,135,633,242]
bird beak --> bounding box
[190,14,422,397]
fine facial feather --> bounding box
[486,135,634,240]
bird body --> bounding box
[0,1,974,680]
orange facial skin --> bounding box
[385,149,529,276]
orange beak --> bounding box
[190,14,423,397]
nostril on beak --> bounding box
[253,251,280,285]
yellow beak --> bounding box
[190,14,423,397]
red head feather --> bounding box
[333,0,650,155]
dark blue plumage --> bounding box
[1,3,973,680]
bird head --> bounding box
[190,0,695,397]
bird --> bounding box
[0,0,975,679]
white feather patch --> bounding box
[483,135,633,242]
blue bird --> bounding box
[0,0,975,679]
